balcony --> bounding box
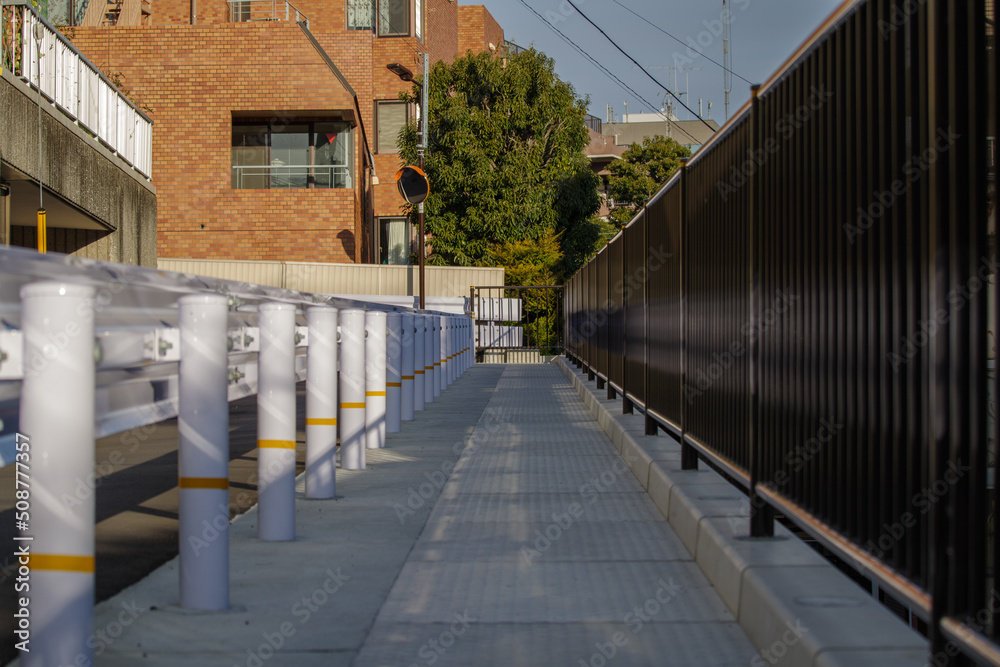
[231,164,352,190]
[228,0,309,27]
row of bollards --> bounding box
[17,282,474,667]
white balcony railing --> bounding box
[1,2,153,178]
[228,0,309,27]
[232,164,352,189]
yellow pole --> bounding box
[37,208,46,253]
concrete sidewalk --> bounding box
[27,363,756,666]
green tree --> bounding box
[606,135,690,226]
[398,49,601,282]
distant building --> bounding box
[63,0,503,265]
[601,111,721,154]
[583,120,625,220]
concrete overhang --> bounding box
[2,164,113,231]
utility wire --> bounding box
[515,0,701,145]
[564,0,714,131]
[608,0,753,86]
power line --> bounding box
[608,0,752,86]
[564,0,714,131]
[514,0,702,145]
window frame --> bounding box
[376,0,410,38]
[375,100,409,154]
[231,117,355,190]
[346,0,374,31]
[376,216,412,265]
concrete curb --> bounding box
[556,357,927,667]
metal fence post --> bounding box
[401,313,415,421]
[340,309,366,469]
[386,312,402,433]
[747,84,774,536]
[178,293,230,609]
[257,302,297,542]
[20,282,96,667]
[365,311,387,450]
[678,158,698,471]
[305,306,338,499]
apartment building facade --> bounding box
[66,0,503,264]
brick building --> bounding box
[66,0,503,264]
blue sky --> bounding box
[477,0,844,123]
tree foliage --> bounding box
[606,135,690,226]
[398,49,602,283]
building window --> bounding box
[378,217,411,264]
[414,0,422,40]
[232,119,353,189]
[377,0,408,36]
[376,101,408,154]
[347,0,373,30]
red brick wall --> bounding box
[427,0,458,63]
[457,5,502,58]
[70,23,365,262]
[72,0,501,264]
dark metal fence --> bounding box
[565,0,996,662]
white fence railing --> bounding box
[0,245,475,665]
[1,2,153,178]
[228,0,309,26]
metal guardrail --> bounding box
[231,164,352,189]
[228,0,309,26]
[0,1,153,178]
[565,0,996,664]
[0,244,474,664]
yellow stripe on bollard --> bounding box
[341,402,366,409]
[258,440,296,449]
[425,366,434,370]
[402,375,415,380]
[415,370,425,375]
[28,554,95,573]
[386,382,402,388]
[366,391,386,397]
[306,418,338,426]
[179,477,229,490]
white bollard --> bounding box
[432,316,442,398]
[365,311,387,450]
[424,315,435,403]
[440,316,450,390]
[414,314,426,411]
[400,313,415,421]
[257,302,297,542]
[386,312,402,433]
[178,293,230,610]
[340,309,367,469]
[20,282,96,667]
[306,306,338,499]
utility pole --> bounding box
[418,52,429,310]
[723,0,733,120]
